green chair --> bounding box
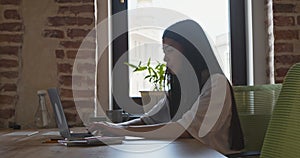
[234,84,282,115]
[259,63,300,157]
[229,63,300,158]
[233,84,282,152]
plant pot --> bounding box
[140,91,166,113]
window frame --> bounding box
[230,0,247,85]
[110,0,247,109]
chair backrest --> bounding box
[233,84,282,151]
[233,84,282,115]
[260,63,300,158]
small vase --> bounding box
[140,91,166,113]
[34,90,51,128]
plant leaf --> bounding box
[145,75,151,79]
[136,66,147,71]
[147,58,151,67]
[124,62,138,69]
[127,59,168,91]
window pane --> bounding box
[128,0,231,97]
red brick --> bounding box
[275,78,284,83]
[0,0,20,5]
[0,59,18,68]
[70,5,94,14]
[55,0,94,3]
[57,63,73,73]
[57,6,69,14]
[82,0,94,2]
[274,16,295,26]
[0,34,22,43]
[0,108,15,119]
[55,0,81,3]
[273,3,295,13]
[276,67,289,77]
[60,40,82,49]
[0,46,20,56]
[274,43,293,52]
[274,30,298,40]
[59,75,91,87]
[77,17,94,26]
[47,17,93,26]
[0,95,15,104]
[275,55,300,65]
[55,50,65,59]
[65,111,77,122]
[60,88,73,98]
[296,16,300,25]
[4,10,20,20]
[61,100,75,109]
[0,71,18,79]
[48,16,77,26]
[0,22,23,32]
[58,5,94,15]
[43,29,64,38]
[0,83,17,92]
[67,29,90,39]
[66,50,77,59]
[59,75,73,86]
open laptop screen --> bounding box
[47,88,72,138]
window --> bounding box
[111,0,247,110]
[128,0,232,97]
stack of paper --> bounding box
[58,136,124,146]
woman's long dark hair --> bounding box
[162,19,244,150]
[163,21,208,120]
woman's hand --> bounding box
[88,122,128,137]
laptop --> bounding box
[47,88,93,139]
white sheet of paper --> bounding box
[42,131,60,136]
[124,136,145,140]
[3,131,39,136]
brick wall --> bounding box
[273,0,300,83]
[2,0,297,128]
[0,0,23,128]
[0,0,96,128]
[43,0,96,126]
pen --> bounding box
[42,139,59,143]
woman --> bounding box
[88,19,244,154]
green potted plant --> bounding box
[125,58,167,112]
[125,58,167,91]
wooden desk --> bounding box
[0,129,227,158]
